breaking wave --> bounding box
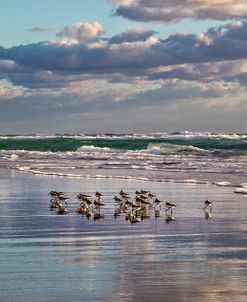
[0,132,247,194]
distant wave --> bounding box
[1,131,247,141]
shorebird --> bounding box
[48,191,64,200]
[84,197,93,207]
[204,199,212,211]
[95,191,103,199]
[165,201,176,214]
[135,196,148,204]
[141,189,149,194]
[147,192,156,198]
[114,195,123,202]
[58,195,69,205]
[119,189,129,196]
[153,197,162,207]
[94,199,105,207]
[76,193,91,200]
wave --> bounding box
[1,132,247,155]
[1,132,247,194]
[146,143,209,155]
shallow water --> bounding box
[0,168,246,302]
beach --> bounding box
[0,167,246,302]
[2,0,247,299]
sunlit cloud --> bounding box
[110,0,247,23]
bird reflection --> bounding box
[204,210,212,220]
[203,199,212,211]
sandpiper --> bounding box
[204,199,212,210]
[165,201,176,214]
[95,191,103,199]
[94,200,105,207]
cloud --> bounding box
[1,19,247,127]
[149,59,247,84]
[2,20,247,78]
[25,27,52,33]
[0,85,28,99]
[109,28,156,44]
[111,0,247,23]
[56,21,105,44]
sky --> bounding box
[0,0,247,134]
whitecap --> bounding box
[146,143,209,155]
[76,145,115,152]
[9,154,19,160]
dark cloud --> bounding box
[0,78,243,134]
[109,28,156,44]
[111,0,247,23]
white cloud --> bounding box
[56,21,105,45]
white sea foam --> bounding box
[9,154,19,160]
[239,183,247,187]
[214,181,233,187]
[234,188,247,194]
[76,145,114,152]
[16,166,31,171]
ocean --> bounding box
[1,131,247,192]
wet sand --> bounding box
[0,168,246,302]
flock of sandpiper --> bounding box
[49,189,213,223]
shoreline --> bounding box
[11,165,247,195]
